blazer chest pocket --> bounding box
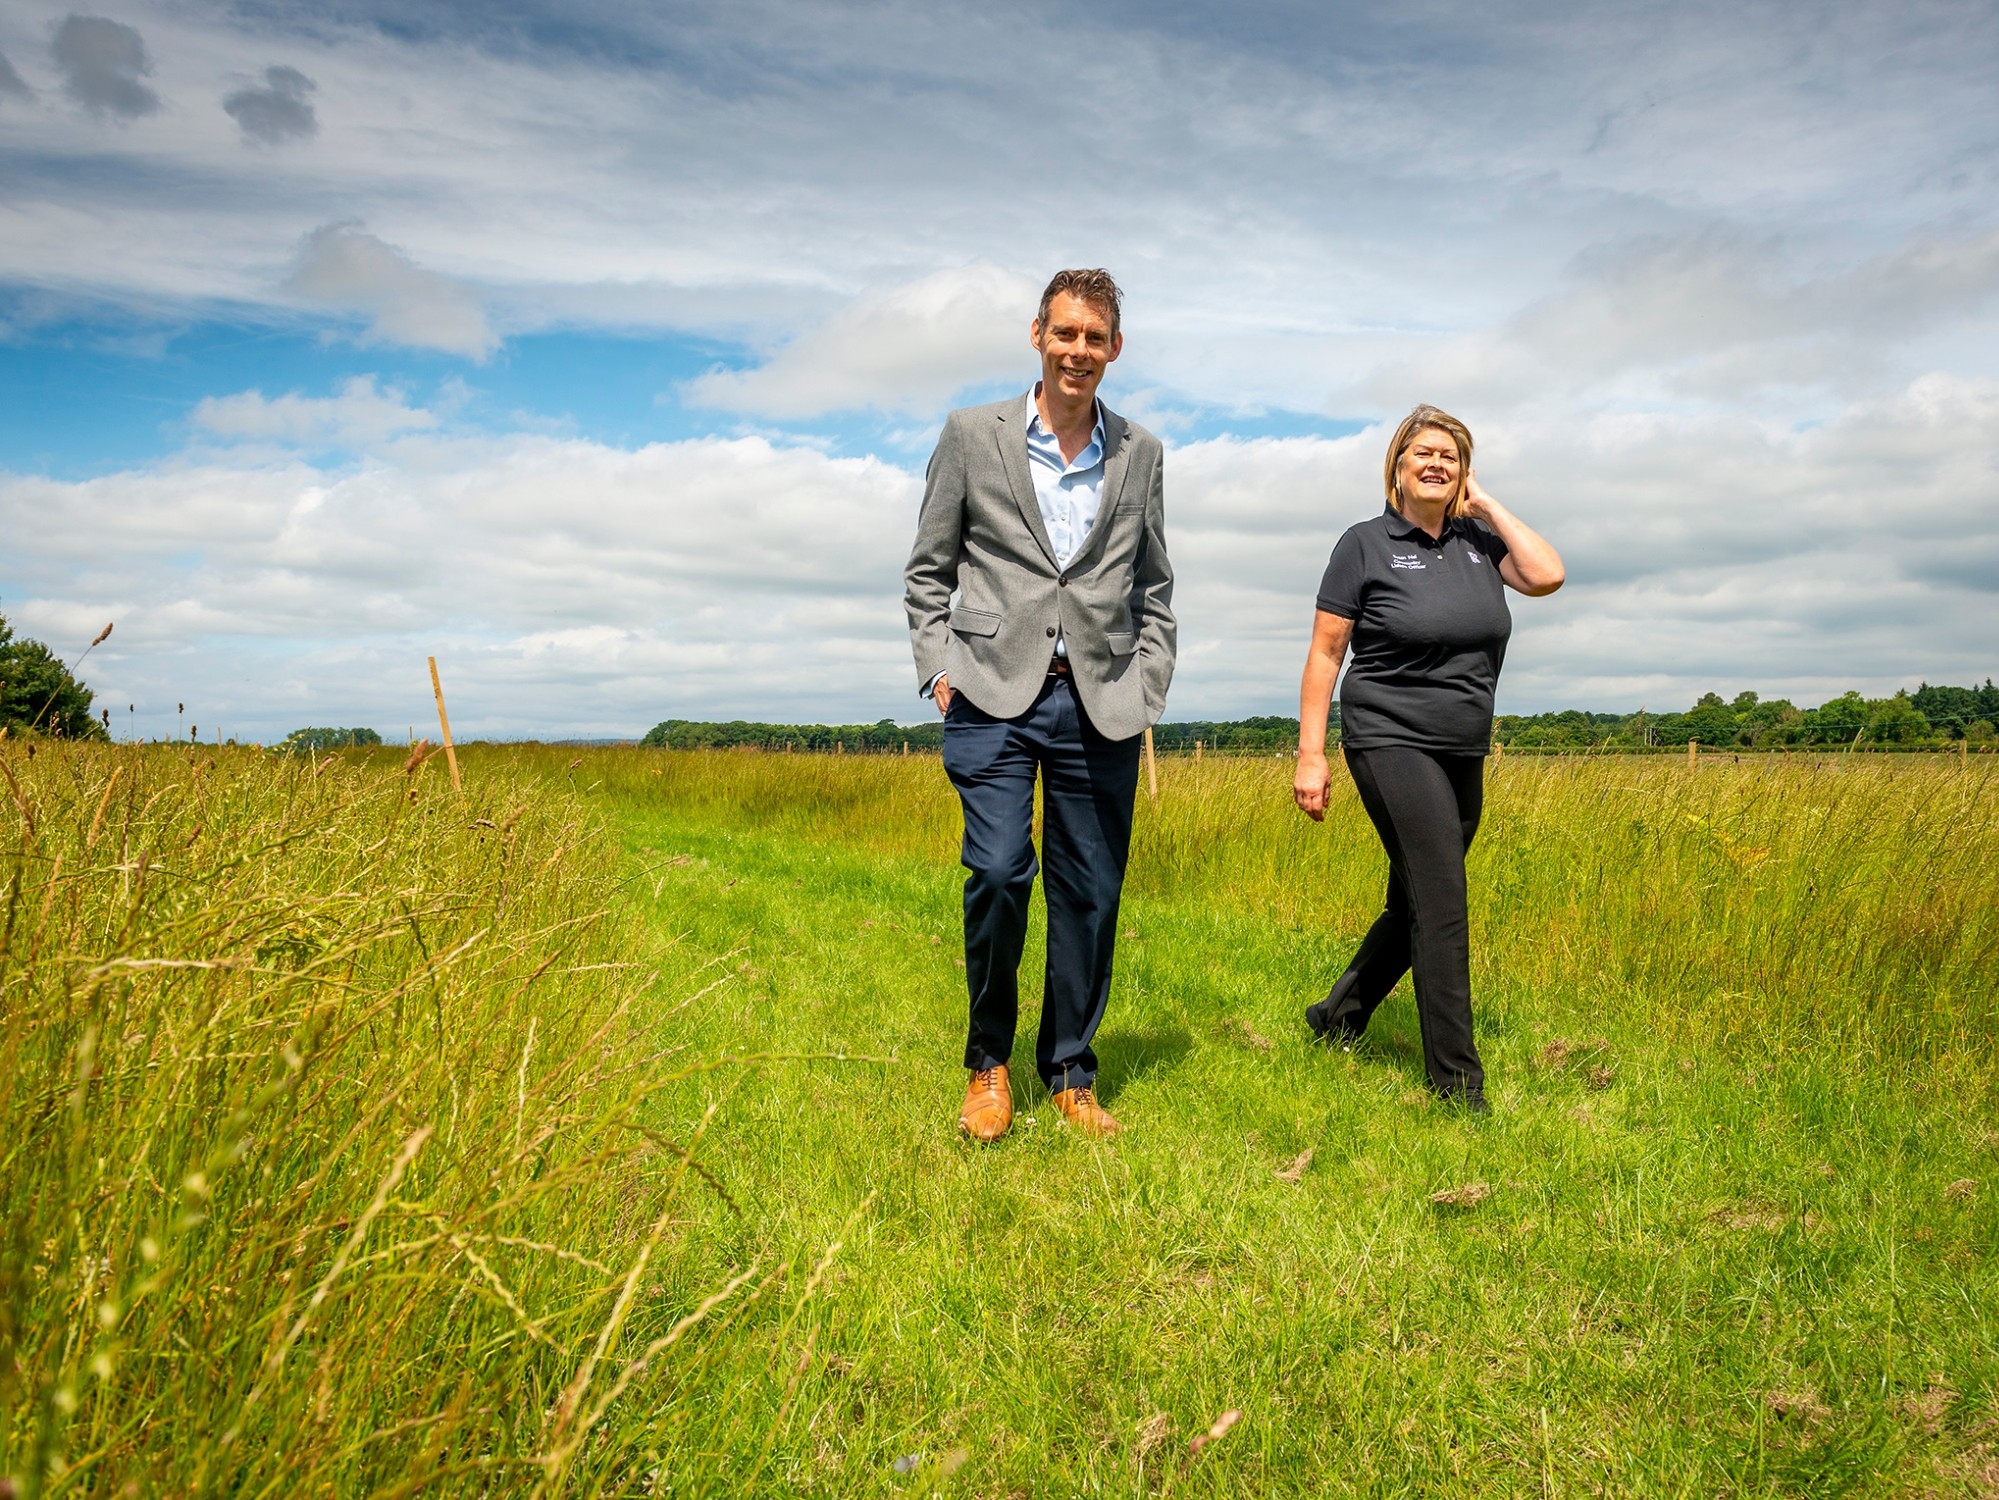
[949,605,1001,637]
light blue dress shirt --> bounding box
[1024,384,1107,659]
[923,386,1108,695]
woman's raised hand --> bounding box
[1461,468,1495,521]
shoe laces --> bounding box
[972,1067,1004,1093]
[1067,1086,1099,1112]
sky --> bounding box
[2,0,1997,742]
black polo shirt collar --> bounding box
[1381,501,1458,546]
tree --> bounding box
[1864,692,1930,746]
[1680,692,1740,747]
[1804,691,1867,745]
[0,613,108,740]
[1912,682,1982,738]
[1737,697,1801,746]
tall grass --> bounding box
[577,746,1999,1064]
[0,744,846,1497]
[1136,752,1999,1056]
[4,742,1995,1495]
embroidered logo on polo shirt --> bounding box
[1390,553,1426,570]
[1466,549,1483,564]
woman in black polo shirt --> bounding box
[1293,405,1565,1111]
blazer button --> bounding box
[1046,626,1056,638]
[1058,576,1068,587]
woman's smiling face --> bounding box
[1397,427,1462,509]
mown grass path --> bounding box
[608,750,1998,1497]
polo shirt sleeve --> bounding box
[1469,517,1510,563]
[1315,528,1366,619]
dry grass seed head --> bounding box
[1222,1017,1273,1053]
[1430,1181,1493,1209]
[1274,1149,1314,1185]
[1766,1389,1832,1425]
[1535,1038,1575,1069]
[1898,1379,1959,1437]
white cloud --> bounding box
[1163,373,1999,715]
[3,0,1996,405]
[192,375,437,447]
[4,371,1995,740]
[0,424,921,739]
[685,265,1042,419]
[1346,224,1999,415]
[284,223,497,360]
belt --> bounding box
[1047,657,1072,677]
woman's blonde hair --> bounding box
[1384,404,1474,519]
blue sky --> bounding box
[3,0,1997,740]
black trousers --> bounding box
[942,675,1141,1096]
[1314,746,1487,1100]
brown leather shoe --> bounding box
[958,1065,1012,1143]
[1051,1085,1122,1138]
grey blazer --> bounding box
[904,396,1176,742]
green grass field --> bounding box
[3,743,1994,1496]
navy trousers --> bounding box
[1314,747,1487,1101]
[942,675,1141,1096]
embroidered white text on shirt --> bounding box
[1390,553,1426,570]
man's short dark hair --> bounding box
[1036,268,1122,340]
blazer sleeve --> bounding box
[1129,441,1177,720]
[904,411,967,692]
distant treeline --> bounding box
[642,718,934,752]
[643,681,1998,754]
[1496,682,1999,750]
[639,712,1330,754]
[277,726,384,754]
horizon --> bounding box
[106,674,1992,749]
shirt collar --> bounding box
[1025,384,1106,460]
[1382,501,1455,543]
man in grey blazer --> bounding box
[904,268,1176,1142]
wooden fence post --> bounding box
[1194,739,1203,763]
[1143,726,1158,802]
[427,656,462,793]
[1688,740,1697,769]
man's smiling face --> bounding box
[1032,291,1122,406]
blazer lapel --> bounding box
[1065,408,1132,572]
[995,404,1058,567]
